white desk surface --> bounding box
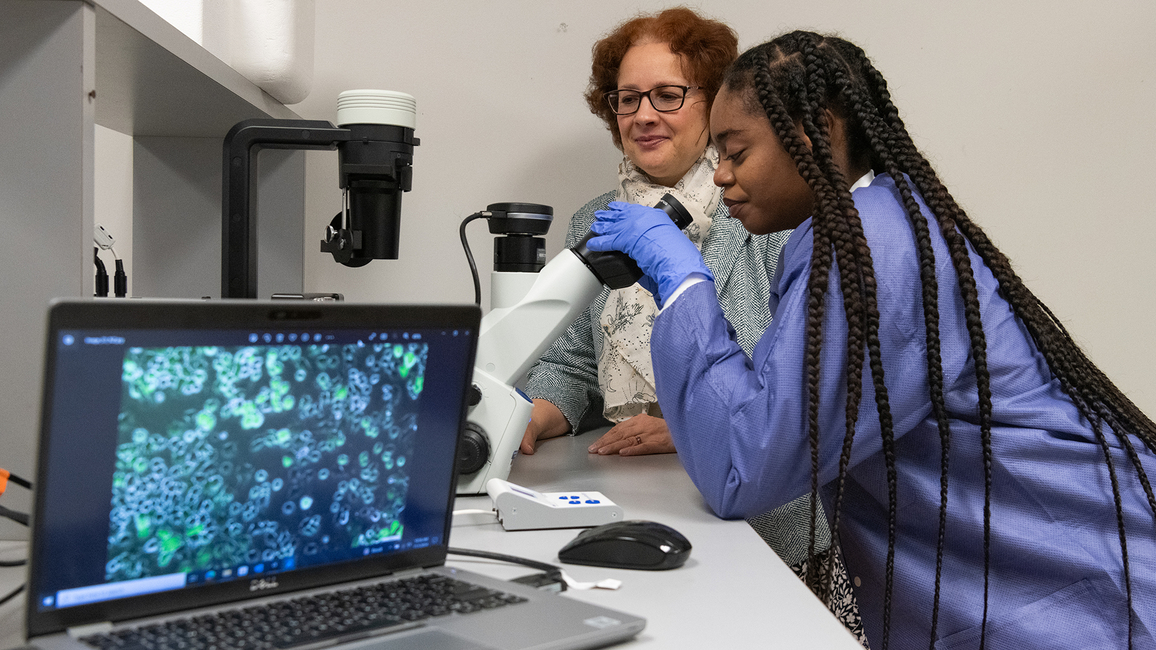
[0,430,861,649]
[448,429,862,648]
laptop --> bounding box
[25,299,645,650]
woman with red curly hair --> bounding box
[520,8,866,644]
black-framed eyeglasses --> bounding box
[605,85,701,115]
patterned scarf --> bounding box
[597,145,721,422]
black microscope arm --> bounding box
[221,119,352,298]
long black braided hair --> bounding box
[723,31,1156,650]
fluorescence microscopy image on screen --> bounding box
[104,340,429,583]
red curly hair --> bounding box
[585,7,738,149]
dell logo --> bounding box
[250,578,280,592]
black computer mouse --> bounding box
[557,520,691,570]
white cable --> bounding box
[94,224,115,251]
[450,509,499,527]
[560,571,621,591]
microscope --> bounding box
[219,91,690,495]
[221,89,419,298]
[455,195,691,495]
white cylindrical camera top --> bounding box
[336,89,417,129]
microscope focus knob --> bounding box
[468,383,483,407]
[458,422,490,475]
[321,212,370,267]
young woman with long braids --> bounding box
[587,31,1156,650]
[519,10,866,641]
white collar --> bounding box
[849,170,876,193]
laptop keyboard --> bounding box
[80,574,528,650]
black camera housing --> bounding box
[487,203,554,273]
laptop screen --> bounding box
[29,300,479,634]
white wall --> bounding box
[293,0,1156,417]
[95,125,134,297]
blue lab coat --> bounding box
[652,173,1156,649]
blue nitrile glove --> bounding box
[589,201,712,307]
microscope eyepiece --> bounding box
[653,193,693,230]
[572,193,692,290]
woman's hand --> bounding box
[587,414,677,456]
[520,399,572,455]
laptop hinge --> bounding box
[67,622,114,639]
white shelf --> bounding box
[0,0,307,545]
[93,0,300,137]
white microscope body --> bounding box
[455,196,690,495]
[456,252,603,495]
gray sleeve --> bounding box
[523,192,616,431]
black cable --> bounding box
[0,559,26,567]
[3,472,31,490]
[458,212,489,306]
[114,259,128,297]
[94,247,109,297]
[0,583,24,608]
[446,547,564,590]
[0,506,28,527]
[447,547,559,574]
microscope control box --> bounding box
[486,478,623,531]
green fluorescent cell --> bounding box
[240,402,264,429]
[272,378,289,396]
[196,410,216,431]
[265,350,282,375]
[135,514,151,538]
[157,528,181,555]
